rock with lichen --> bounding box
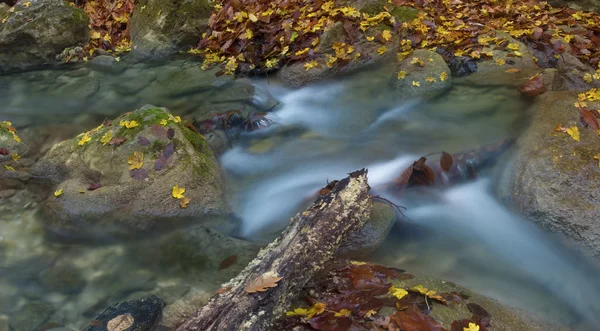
[0,0,89,73]
[129,0,213,59]
[31,105,231,239]
[391,49,452,99]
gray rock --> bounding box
[0,0,89,73]
[390,49,452,99]
[86,55,125,74]
[504,91,600,256]
[83,295,165,331]
[0,315,8,331]
[31,105,229,239]
[9,301,55,331]
[39,262,86,294]
[339,201,396,257]
[129,0,212,59]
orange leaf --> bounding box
[440,152,453,172]
[245,272,282,293]
[505,68,521,73]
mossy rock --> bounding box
[31,105,231,239]
[339,201,396,257]
[391,49,452,99]
[130,0,213,59]
[360,0,420,22]
[0,0,89,73]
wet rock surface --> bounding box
[10,301,55,331]
[0,0,89,73]
[82,295,165,331]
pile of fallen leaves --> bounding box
[196,0,398,74]
[68,0,134,58]
[281,261,490,331]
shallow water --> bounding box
[1,59,600,329]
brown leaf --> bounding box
[578,107,600,130]
[130,168,149,180]
[163,143,175,159]
[391,307,446,331]
[138,136,150,146]
[394,164,414,187]
[88,183,102,191]
[245,273,282,293]
[518,75,546,97]
[440,152,453,172]
[88,320,103,327]
[504,68,521,73]
[0,148,8,155]
[107,313,134,331]
[151,124,168,140]
[216,286,232,294]
[154,155,173,171]
[218,255,238,270]
[109,137,126,146]
[167,128,175,140]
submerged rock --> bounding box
[504,91,600,256]
[129,0,212,59]
[39,262,86,295]
[83,295,164,331]
[10,301,55,331]
[0,0,89,73]
[31,105,230,239]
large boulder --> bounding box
[0,0,89,73]
[339,201,396,257]
[31,105,230,239]
[390,49,452,99]
[129,0,212,59]
[503,91,600,255]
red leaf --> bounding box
[87,183,102,191]
[154,155,173,171]
[138,136,150,146]
[151,124,168,140]
[0,148,8,155]
[130,169,148,180]
[440,152,453,172]
[578,107,600,130]
[518,75,546,97]
[218,255,238,270]
[167,128,175,140]
[108,137,126,146]
[394,164,414,187]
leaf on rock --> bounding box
[88,183,102,191]
[594,154,600,167]
[566,126,580,141]
[167,128,175,140]
[505,68,520,73]
[154,155,173,171]
[334,309,352,317]
[180,197,190,209]
[245,272,282,293]
[0,148,9,155]
[54,189,64,197]
[138,136,150,146]
[109,137,126,146]
[464,322,480,331]
[518,75,546,97]
[389,286,409,300]
[100,131,113,145]
[11,153,21,161]
[107,313,134,331]
[172,185,185,199]
[163,143,175,159]
[130,168,148,180]
[151,124,168,139]
[440,152,453,172]
[4,165,15,171]
[391,307,446,331]
[578,107,600,130]
[218,255,238,270]
[127,151,144,170]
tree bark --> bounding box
[176,169,372,331]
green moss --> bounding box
[389,6,420,22]
[181,126,212,155]
[149,139,167,154]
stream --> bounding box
[1,58,600,330]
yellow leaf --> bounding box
[78,133,91,146]
[180,197,190,208]
[507,43,520,51]
[312,37,320,47]
[304,60,319,71]
[265,58,278,68]
[495,58,506,65]
[286,308,309,317]
[584,73,593,83]
[120,120,139,129]
[366,36,375,41]
[172,185,186,199]
[11,153,21,161]
[397,70,407,79]
[566,126,580,141]
[377,46,387,55]
[160,119,168,126]
[440,71,448,81]
[100,131,113,145]
[23,1,31,7]
[127,152,144,170]
[334,309,352,317]
[426,76,437,83]
[350,261,366,265]
[244,28,253,40]
[594,154,600,167]
[464,323,480,331]
[382,30,392,41]
[365,309,377,318]
[412,81,420,87]
[54,189,64,197]
[295,48,310,56]
[248,13,258,22]
[389,286,408,300]
[308,303,325,319]
[513,51,523,57]
[505,68,521,73]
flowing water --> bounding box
[1,58,600,329]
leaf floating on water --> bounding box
[54,189,64,197]
[138,136,150,146]
[130,168,148,180]
[107,313,134,331]
[245,272,282,293]
[218,255,238,270]
[87,183,102,191]
[167,128,175,140]
[127,151,144,170]
[172,185,185,199]
[440,152,453,172]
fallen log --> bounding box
[176,169,372,331]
